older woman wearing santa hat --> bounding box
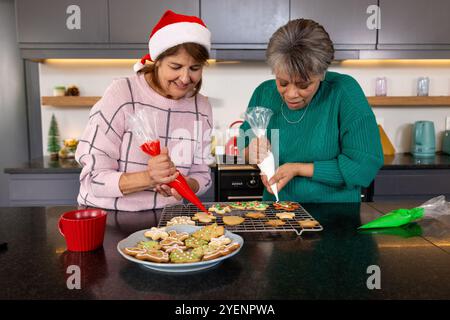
[75,10,213,211]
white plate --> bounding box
[117,225,244,273]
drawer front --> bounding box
[374,170,450,196]
[9,174,80,206]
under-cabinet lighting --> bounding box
[340,59,450,67]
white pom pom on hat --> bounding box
[134,10,211,72]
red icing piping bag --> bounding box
[140,140,209,214]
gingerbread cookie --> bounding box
[273,201,300,211]
[208,204,232,214]
[244,201,269,211]
[162,243,188,253]
[229,202,247,210]
[209,235,232,247]
[192,223,225,241]
[138,240,161,250]
[135,249,170,263]
[193,212,217,223]
[276,212,296,220]
[203,243,241,261]
[185,236,209,248]
[245,212,266,219]
[123,247,146,256]
[265,219,286,227]
[298,219,320,228]
[144,227,169,241]
[166,216,195,226]
[170,249,203,263]
[223,216,245,226]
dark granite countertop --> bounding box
[4,153,450,174]
[3,156,81,174]
[383,153,450,169]
[1,203,450,299]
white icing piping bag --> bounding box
[258,151,279,202]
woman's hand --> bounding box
[154,177,200,201]
[248,137,271,164]
[268,163,314,192]
[146,147,178,188]
[154,184,182,200]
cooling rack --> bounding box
[158,201,323,236]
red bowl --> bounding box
[58,209,107,252]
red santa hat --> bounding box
[134,10,211,72]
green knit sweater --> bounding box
[240,71,384,203]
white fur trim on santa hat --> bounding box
[149,22,211,61]
[133,61,145,72]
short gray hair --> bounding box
[266,19,334,81]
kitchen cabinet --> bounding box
[201,0,289,48]
[290,0,377,50]
[378,0,450,49]
[373,169,450,201]
[15,0,109,44]
[109,0,199,44]
[4,157,215,206]
[8,173,80,206]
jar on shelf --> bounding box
[53,86,66,96]
[375,77,387,96]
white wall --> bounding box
[39,59,450,154]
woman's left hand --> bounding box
[154,177,199,201]
[154,184,182,200]
[269,163,314,192]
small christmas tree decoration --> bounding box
[48,114,61,160]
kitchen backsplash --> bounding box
[39,60,450,155]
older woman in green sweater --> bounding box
[241,19,383,202]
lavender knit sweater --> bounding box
[75,73,213,211]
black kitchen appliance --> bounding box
[215,154,264,201]
[216,166,264,202]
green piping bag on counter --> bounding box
[359,195,450,229]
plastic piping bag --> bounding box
[359,195,450,229]
[129,110,209,214]
[245,107,279,202]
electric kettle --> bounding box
[411,121,436,158]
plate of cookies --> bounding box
[117,223,243,273]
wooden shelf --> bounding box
[42,96,100,107]
[41,95,450,107]
[367,96,450,106]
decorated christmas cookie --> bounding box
[208,204,232,214]
[144,227,169,241]
[166,216,195,226]
[273,201,300,211]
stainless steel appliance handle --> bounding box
[227,196,263,200]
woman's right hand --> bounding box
[146,147,178,188]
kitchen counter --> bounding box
[1,202,450,299]
[5,153,450,174]
[3,156,218,174]
[3,156,82,174]
[383,152,450,169]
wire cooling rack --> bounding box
[158,202,323,236]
